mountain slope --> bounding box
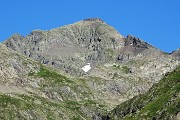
[106,66,180,120]
[1,41,179,120]
[0,43,111,120]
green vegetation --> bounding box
[26,66,108,119]
[0,94,34,120]
[112,65,129,74]
[121,66,129,74]
[64,100,81,111]
[37,67,70,82]
[0,93,90,120]
[28,70,35,76]
[29,66,74,86]
[0,94,33,109]
[105,48,115,60]
[109,67,180,120]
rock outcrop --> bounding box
[171,48,180,60]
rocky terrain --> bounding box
[172,49,180,60]
[0,18,180,119]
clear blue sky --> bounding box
[0,0,180,52]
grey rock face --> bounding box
[116,35,152,62]
[171,48,180,60]
[4,19,124,76]
[125,35,149,49]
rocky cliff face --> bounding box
[1,18,180,119]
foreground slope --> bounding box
[107,66,180,120]
[0,43,110,120]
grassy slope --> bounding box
[0,66,108,120]
[109,67,180,120]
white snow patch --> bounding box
[82,63,91,72]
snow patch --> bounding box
[82,63,91,72]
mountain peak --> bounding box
[82,18,105,23]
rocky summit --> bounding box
[1,18,180,120]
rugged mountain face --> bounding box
[4,18,179,100]
[105,66,180,120]
[1,18,180,119]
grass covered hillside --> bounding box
[107,66,180,120]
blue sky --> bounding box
[0,0,180,52]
